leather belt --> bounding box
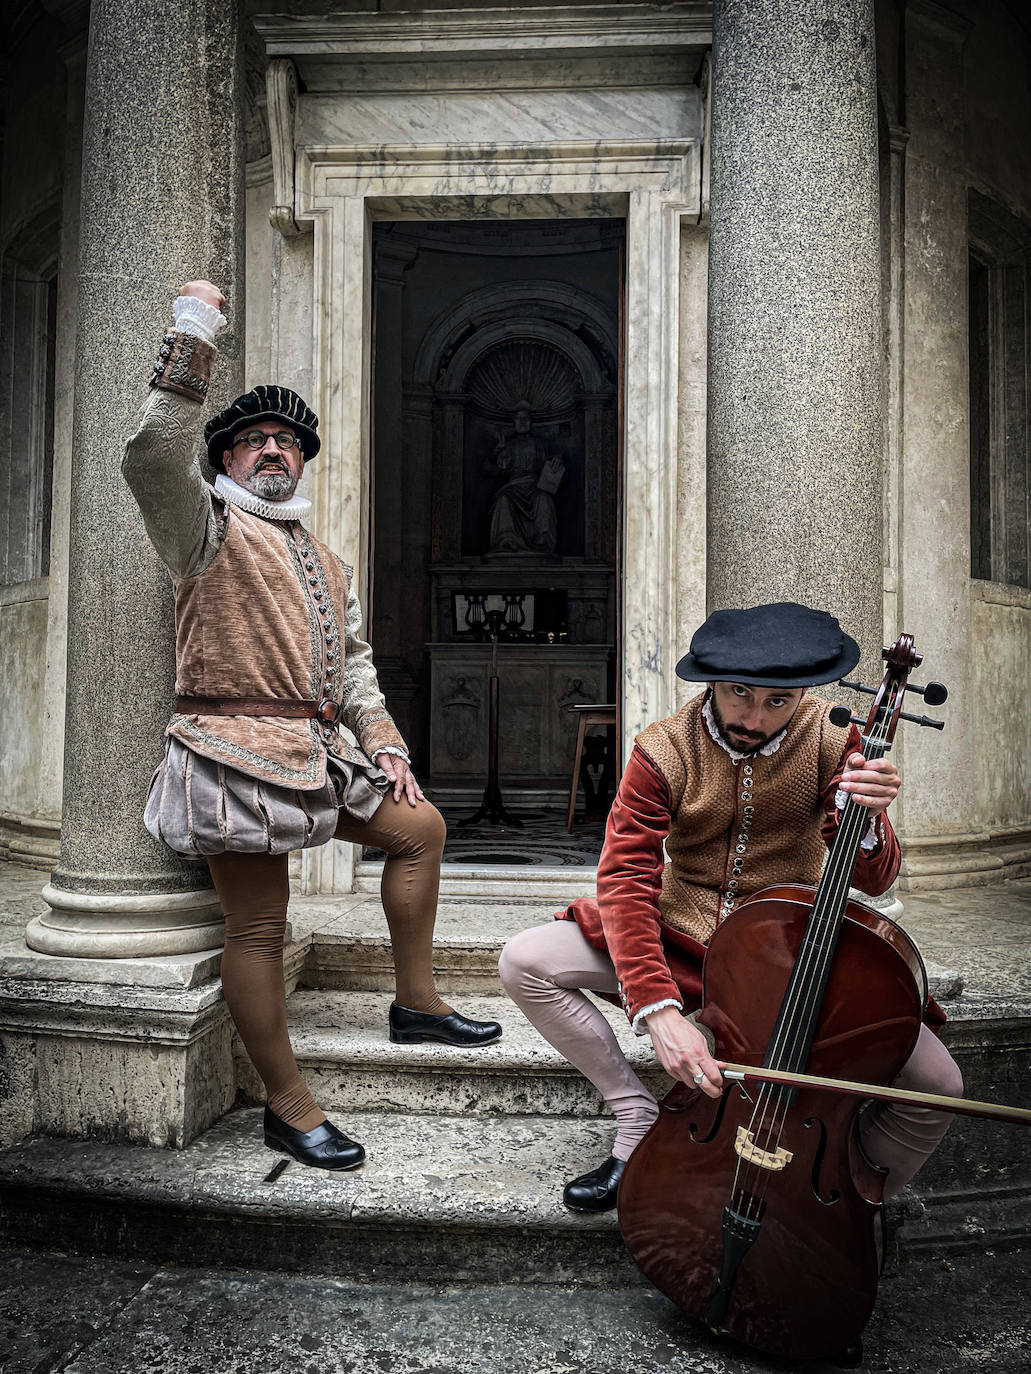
[174,695,341,725]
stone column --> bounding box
[26,0,245,958]
[706,0,885,681]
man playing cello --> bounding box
[499,601,961,1213]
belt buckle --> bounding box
[317,698,341,726]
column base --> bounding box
[29,883,224,958]
[0,960,234,1149]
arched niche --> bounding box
[427,288,618,568]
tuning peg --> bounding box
[899,710,946,731]
[829,706,865,728]
[906,681,948,706]
[839,678,877,697]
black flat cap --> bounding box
[675,602,861,687]
[204,385,320,472]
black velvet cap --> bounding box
[204,385,320,472]
[675,602,861,687]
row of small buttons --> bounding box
[300,540,339,733]
[720,763,756,921]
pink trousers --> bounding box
[499,921,963,1197]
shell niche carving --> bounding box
[466,340,581,421]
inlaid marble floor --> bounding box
[440,806,606,866]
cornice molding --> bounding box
[253,4,712,58]
[266,57,302,236]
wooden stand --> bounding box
[460,624,522,828]
[566,703,618,830]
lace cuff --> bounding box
[172,295,227,343]
[373,745,410,764]
[631,997,683,1036]
[835,789,880,851]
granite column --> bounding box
[27,0,245,957]
[706,0,885,680]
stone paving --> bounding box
[1,1242,1029,1374]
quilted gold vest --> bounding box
[635,693,849,943]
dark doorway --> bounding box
[369,218,623,864]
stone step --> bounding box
[3,1103,1024,1296]
[298,894,559,993]
[0,1107,633,1286]
[292,889,966,1002]
[356,860,596,904]
[235,989,669,1116]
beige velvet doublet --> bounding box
[170,503,403,788]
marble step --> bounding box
[236,988,669,1116]
[0,1107,633,1285]
[292,890,966,1003]
[297,894,564,993]
[2,1105,1020,1293]
[356,860,596,904]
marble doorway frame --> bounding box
[295,143,697,894]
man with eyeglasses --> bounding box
[123,280,500,1173]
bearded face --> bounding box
[223,420,304,500]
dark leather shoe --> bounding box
[388,1002,502,1047]
[563,1155,626,1213]
[263,1106,365,1171]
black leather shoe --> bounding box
[563,1155,626,1213]
[389,1002,502,1047]
[263,1106,365,1171]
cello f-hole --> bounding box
[805,1116,841,1205]
[688,1090,734,1144]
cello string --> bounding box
[723,672,908,1227]
[729,685,900,1217]
[731,752,882,1214]
[764,687,895,1075]
[773,691,896,1075]
[741,699,897,1210]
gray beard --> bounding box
[251,471,296,501]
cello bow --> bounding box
[716,1063,1031,1127]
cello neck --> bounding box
[760,694,902,1078]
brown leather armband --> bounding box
[149,329,215,402]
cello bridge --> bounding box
[734,1126,794,1172]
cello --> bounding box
[618,634,964,1359]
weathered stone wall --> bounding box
[0,6,84,862]
[875,0,1031,884]
[0,596,48,817]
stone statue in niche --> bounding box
[484,403,566,556]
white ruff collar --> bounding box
[214,473,311,523]
[702,694,786,762]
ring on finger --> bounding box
[692,1070,706,1086]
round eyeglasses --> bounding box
[233,429,301,450]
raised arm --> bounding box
[122,281,227,579]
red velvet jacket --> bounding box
[557,717,939,1033]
